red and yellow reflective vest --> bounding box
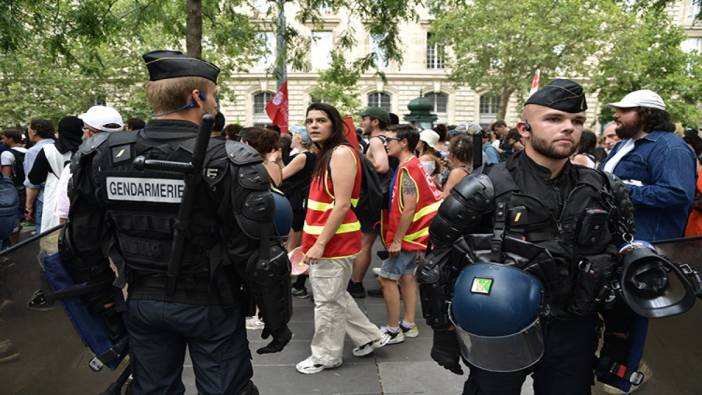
[302,145,362,258]
[382,156,442,251]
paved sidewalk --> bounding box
[182,250,535,395]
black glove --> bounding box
[256,325,292,354]
[431,328,463,375]
[84,286,127,342]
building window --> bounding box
[311,31,333,70]
[426,32,445,69]
[367,91,392,112]
[255,32,275,70]
[424,92,448,113]
[682,38,702,53]
[369,33,388,68]
[253,91,274,115]
[425,92,448,123]
[688,0,701,24]
[479,94,501,126]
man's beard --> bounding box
[615,119,640,139]
[531,133,577,160]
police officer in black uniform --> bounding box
[421,79,636,394]
[61,50,292,395]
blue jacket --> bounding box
[600,131,696,242]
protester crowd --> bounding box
[2,61,701,395]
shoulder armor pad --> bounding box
[575,166,607,190]
[107,130,139,147]
[451,173,496,209]
[483,163,518,196]
[238,163,271,191]
[225,140,263,165]
[78,132,110,155]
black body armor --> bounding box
[64,121,277,307]
[420,153,635,325]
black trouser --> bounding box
[126,299,253,395]
[462,315,598,395]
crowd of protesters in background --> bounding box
[3,92,701,377]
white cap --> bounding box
[79,105,124,132]
[608,90,666,111]
[419,129,440,149]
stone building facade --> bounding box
[222,0,701,130]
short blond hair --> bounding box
[145,76,214,114]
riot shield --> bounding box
[0,226,128,394]
[623,237,702,394]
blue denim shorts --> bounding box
[378,251,418,280]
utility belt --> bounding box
[126,264,246,307]
[464,234,618,319]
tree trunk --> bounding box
[186,0,202,59]
[497,87,514,121]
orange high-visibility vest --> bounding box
[382,156,442,251]
[302,145,362,258]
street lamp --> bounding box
[404,97,438,130]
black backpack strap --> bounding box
[482,163,520,262]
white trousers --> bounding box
[308,256,383,365]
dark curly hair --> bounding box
[240,127,280,155]
[637,107,675,133]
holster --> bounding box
[567,253,617,317]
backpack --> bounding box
[0,175,19,240]
[354,151,388,226]
[9,149,25,188]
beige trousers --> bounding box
[308,256,383,365]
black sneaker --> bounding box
[27,290,54,312]
[0,339,19,363]
[291,286,309,299]
[347,281,366,298]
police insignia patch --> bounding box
[470,277,493,295]
[111,144,132,164]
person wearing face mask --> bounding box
[61,50,291,395]
[417,129,443,187]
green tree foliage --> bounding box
[431,0,626,121]
[592,11,702,126]
[308,51,362,115]
[0,0,262,126]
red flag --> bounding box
[265,81,289,134]
[342,116,360,151]
[528,69,540,98]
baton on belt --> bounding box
[132,114,214,295]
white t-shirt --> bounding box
[55,164,72,220]
[1,147,27,167]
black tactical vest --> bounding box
[92,131,228,284]
[483,163,619,317]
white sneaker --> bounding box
[352,338,385,357]
[245,316,265,330]
[400,320,419,338]
[295,356,342,374]
[378,326,405,345]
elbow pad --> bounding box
[245,242,292,333]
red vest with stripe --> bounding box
[382,156,442,251]
[302,146,362,258]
